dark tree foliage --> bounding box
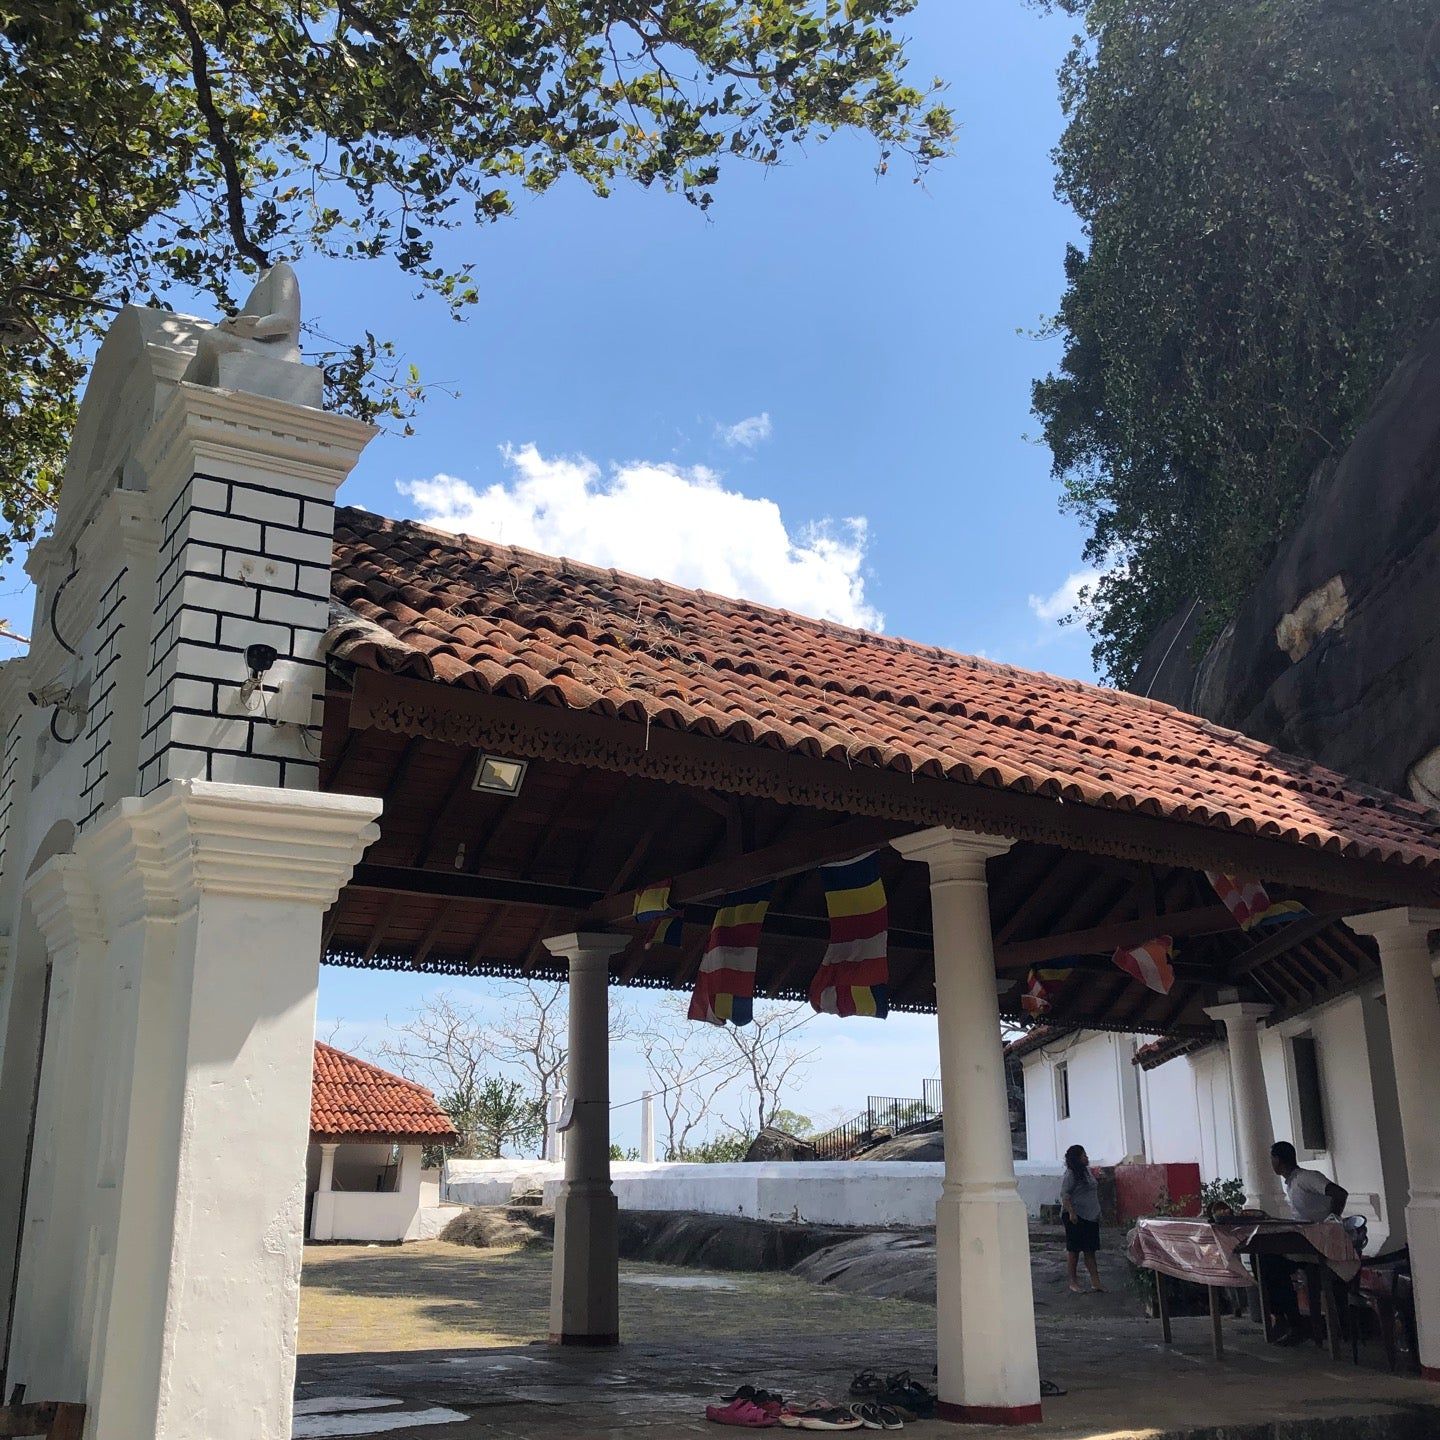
[1031,0,1440,683]
[0,0,951,572]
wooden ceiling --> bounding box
[320,679,1384,1039]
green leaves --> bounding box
[1032,0,1440,683]
[0,0,951,575]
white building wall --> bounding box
[1020,1031,1141,1165]
[307,1142,427,1243]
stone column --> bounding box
[542,933,627,1346]
[1204,1001,1287,1213]
[892,827,1041,1426]
[640,1091,656,1164]
[71,780,379,1440]
[311,1144,340,1242]
[1346,907,1440,1380]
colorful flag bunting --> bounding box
[1020,966,1072,1016]
[1206,872,1309,932]
[633,880,683,949]
[809,852,890,1019]
[688,881,774,1027]
[1112,936,1176,995]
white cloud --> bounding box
[399,443,882,630]
[1028,567,1100,626]
[717,412,773,448]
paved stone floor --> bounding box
[296,1241,1440,1439]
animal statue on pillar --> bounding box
[182,261,319,404]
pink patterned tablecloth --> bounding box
[1127,1218,1361,1286]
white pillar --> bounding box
[542,932,627,1346]
[73,781,378,1440]
[311,1144,339,1242]
[1204,1001,1287,1213]
[545,1094,566,1163]
[640,1091,656,1164]
[1346,907,1440,1381]
[893,827,1041,1426]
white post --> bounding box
[79,782,377,1440]
[542,932,627,1346]
[545,1093,566,1163]
[312,1143,340,1242]
[1204,1001,1287,1213]
[1346,907,1440,1381]
[893,827,1041,1426]
[640,1091,656,1164]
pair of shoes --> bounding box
[846,1370,934,1420]
[721,1387,786,1407]
[708,1398,780,1428]
[847,1402,904,1430]
[778,1405,863,1431]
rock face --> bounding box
[1133,316,1440,802]
[745,1126,818,1163]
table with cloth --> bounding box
[1127,1217,1360,1358]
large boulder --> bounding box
[744,1126,817,1162]
[1133,315,1440,803]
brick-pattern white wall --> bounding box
[78,565,128,831]
[139,472,333,793]
[0,712,25,883]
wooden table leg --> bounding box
[1209,1284,1225,1359]
[1250,1254,1273,1341]
[1203,1284,1226,1359]
[1156,1270,1172,1344]
[1321,1276,1342,1360]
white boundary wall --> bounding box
[445,1158,1064,1227]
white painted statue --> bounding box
[183,261,318,404]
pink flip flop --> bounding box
[707,1398,779,1428]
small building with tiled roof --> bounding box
[307,1043,457,1244]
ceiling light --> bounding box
[473,754,528,796]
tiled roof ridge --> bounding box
[333,508,1439,827]
[313,1040,441,1102]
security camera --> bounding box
[28,681,72,708]
[245,642,279,677]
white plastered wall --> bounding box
[1020,1030,1144,1165]
[306,1142,427,1243]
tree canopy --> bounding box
[0,0,950,571]
[1031,0,1440,684]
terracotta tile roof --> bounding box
[310,1042,459,1144]
[1004,1025,1070,1060]
[1133,1035,1214,1071]
[328,509,1440,876]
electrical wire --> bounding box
[48,561,79,657]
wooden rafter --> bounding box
[993,904,1239,971]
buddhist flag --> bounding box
[1206,872,1309,932]
[1112,936,1176,995]
[633,881,683,949]
[809,852,890,1019]
[688,881,774,1027]
[1020,967,1071,1016]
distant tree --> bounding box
[638,996,738,1159]
[467,1077,545,1160]
[719,1002,816,1137]
[1030,0,1440,682]
[0,0,951,576]
[767,1108,815,1137]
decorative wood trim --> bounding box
[346,671,1440,906]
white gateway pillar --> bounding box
[893,827,1041,1426]
[80,782,377,1440]
[542,932,627,1346]
[311,1143,340,1242]
[1204,1001,1287,1214]
[1346,907,1440,1381]
[640,1091,656,1164]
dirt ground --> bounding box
[299,1241,935,1355]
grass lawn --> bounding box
[299,1241,933,1355]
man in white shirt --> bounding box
[1261,1141,1349,1342]
[1270,1141,1348,1222]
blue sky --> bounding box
[312,0,1092,1149]
[11,1,1095,1147]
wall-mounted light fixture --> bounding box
[472,753,528,796]
[237,642,279,709]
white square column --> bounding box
[542,933,628,1347]
[1203,1001,1287,1214]
[1347,907,1440,1381]
[311,1144,340,1242]
[893,827,1041,1426]
[58,780,378,1440]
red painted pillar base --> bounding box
[1420,1365,1440,1383]
[936,1401,1044,1426]
[548,1331,619,1347]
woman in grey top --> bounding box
[1061,1144,1104,1294]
